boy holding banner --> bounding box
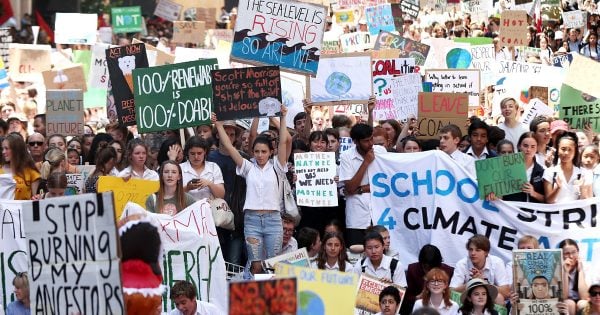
[438,124,476,176]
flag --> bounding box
[0,0,13,25]
[35,10,54,43]
[530,0,542,33]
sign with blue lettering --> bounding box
[230,0,327,76]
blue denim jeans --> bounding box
[244,210,282,262]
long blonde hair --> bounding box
[40,148,65,180]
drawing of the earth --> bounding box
[409,51,426,65]
[282,90,294,107]
[298,290,325,314]
[325,72,352,96]
[446,48,472,68]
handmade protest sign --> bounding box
[308,53,372,104]
[424,69,480,107]
[229,278,297,314]
[417,92,468,138]
[0,200,28,312]
[400,1,420,19]
[334,9,355,25]
[212,66,282,120]
[8,44,51,82]
[65,174,84,195]
[321,40,341,55]
[562,10,584,28]
[339,32,373,53]
[111,6,143,33]
[89,44,111,89]
[365,4,395,35]
[294,152,338,207]
[552,53,573,68]
[231,0,327,76]
[0,28,12,67]
[263,248,310,271]
[42,64,87,92]
[513,250,563,315]
[339,137,353,153]
[46,89,84,136]
[559,84,600,132]
[120,200,227,313]
[133,58,217,133]
[97,176,159,218]
[390,73,422,121]
[369,150,600,267]
[374,32,430,65]
[275,264,358,314]
[132,38,175,66]
[173,21,206,44]
[372,58,418,120]
[154,0,183,21]
[196,7,217,29]
[22,193,123,315]
[355,275,406,315]
[563,54,600,100]
[54,13,98,45]
[106,43,149,126]
[520,98,554,125]
[204,29,234,49]
[499,10,528,47]
[475,153,527,199]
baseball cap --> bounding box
[550,120,569,134]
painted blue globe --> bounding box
[446,48,472,69]
[325,72,352,97]
[298,290,325,315]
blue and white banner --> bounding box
[369,151,600,270]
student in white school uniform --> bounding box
[169,280,223,315]
[352,231,407,287]
[117,138,159,181]
[315,232,352,272]
[438,124,476,177]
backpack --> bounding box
[361,257,399,280]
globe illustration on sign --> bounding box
[325,72,352,97]
[282,90,294,107]
[409,51,426,66]
[446,48,472,69]
[298,290,325,314]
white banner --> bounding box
[369,151,600,274]
[121,200,227,313]
[0,200,28,311]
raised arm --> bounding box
[277,105,290,167]
[212,113,245,168]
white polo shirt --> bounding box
[450,254,510,288]
[169,300,224,315]
[352,255,407,287]
[237,158,287,211]
[117,166,159,181]
[339,145,387,229]
[180,161,224,201]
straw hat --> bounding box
[460,278,498,303]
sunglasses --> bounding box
[28,141,43,147]
[591,291,600,297]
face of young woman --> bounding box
[404,140,421,153]
[130,145,147,168]
[111,143,123,162]
[497,143,514,155]
[469,286,489,308]
[427,278,448,295]
[519,137,538,159]
[534,122,551,146]
[581,147,599,169]
[310,137,327,152]
[188,147,206,168]
[67,151,79,165]
[68,141,82,153]
[2,140,11,162]
[365,239,384,265]
[327,135,339,152]
[253,143,272,166]
[557,138,577,165]
[325,237,342,260]
[162,164,181,188]
[104,158,116,174]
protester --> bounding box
[146,160,195,215]
[180,136,224,200]
[109,140,125,173]
[169,281,223,315]
[413,268,459,315]
[560,239,593,314]
[378,286,402,315]
[297,227,321,266]
[36,148,68,195]
[580,144,599,171]
[495,140,514,155]
[40,171,67,199]
[281,213,298,254]
[6,272,30,315]
[465,119,496,160]
[1,133,40,200]
[579,283,600,315]
[503,132,545,202]
[438,124,476,176]
[399,136,422,153]
[352,231,407,287]
[118,138,159,180]
[530,116,553,168]
[26,132,45,164]
[497,97,528,146]
[368,225,399,259]
[85,146,117,193]
[458,279,499,315]
[316,231,351,272]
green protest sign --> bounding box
[559,83,600,132]
[475,152,527,199]
[111,6,143,33]
[133,59,218,133]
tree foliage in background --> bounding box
[80,0,125,14]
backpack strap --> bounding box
[361,257,366,273]
[390,258,399,280]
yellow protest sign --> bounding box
[275,263,358,314]
[97,176,159,218]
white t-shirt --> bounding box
[498,122,529,147]
[169,300,224,315]
[542,165,592,203]
[237,158,287,211]
[117,166,159,181]
[413,299,459,315]
[450,254,510,288]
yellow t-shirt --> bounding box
[1,167,41,200]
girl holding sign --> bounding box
[212,104,290,274]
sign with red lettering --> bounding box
[8,43,52,82]
[229,278,297,315]
[46,89,84,136]
[372,58,419,120]
[417,92,468,138]
[230,0,327,76]
[499,10,528,47]
[105,43,148,126]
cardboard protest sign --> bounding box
[308,53,372,105]
[520,98,554,125]
[365,4,395,35]
[229,278,297,315]
[121,200,228,313]
[552,53,573,68]
[0,27,12,68]
[499,10,528,47]
[390,73,422,121]
[212,66,282,120]
[54,13,98,45]
[372,58,418,120]
[65,173,84,195]
[204,29,234,49]
[321,40,341,55]
[374,32,430,65]
[417,92,468,138]
[475,153,527,199]
[106,43,149,126]
[42,64,87,92]
[131,38,175,66]
[263,248,311,271]
[133,59,217,133]
[355,275,406,315]
[513,249,563,315]
[196,7,217,29]
[563,54,600,100]
[339,32,373,53]
[8,44,51,82]
[89,44,111,89]
[339,137,353,153]
[0,200,28,311]
[334,9,355,25]
[562,10,584,28]
[294,152,338,207]
[173,21,206,44]
[46,90,84,136]
[231,0,327,76]
[281,73,307,127]
[97,176,159,218]
[424,69,480,107]
[111,6,143,33]
[154,0,183,21]
[22,193,123,314]
[400,1,419,20]
[275,264,359,315]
